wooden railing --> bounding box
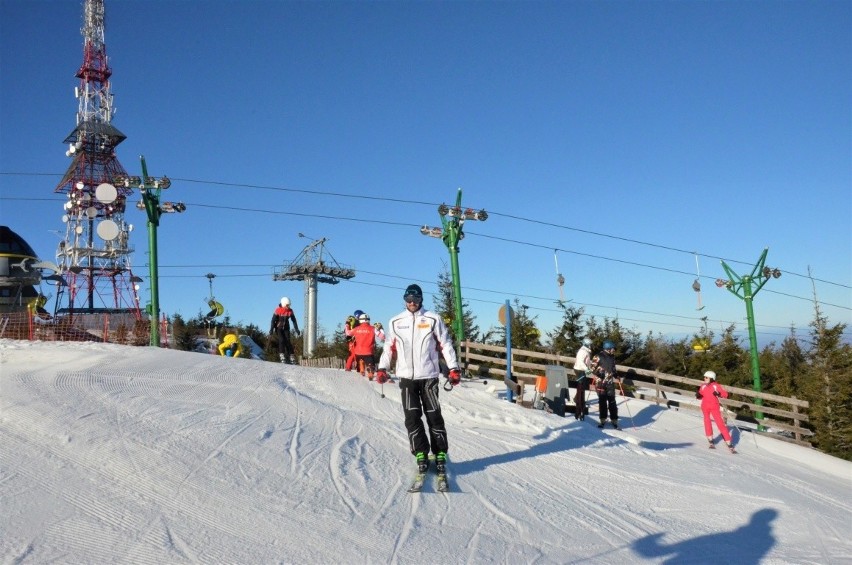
[460,340,812,447]
[299,356,345,370]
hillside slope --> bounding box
[1,339,849,564]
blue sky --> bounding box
[1,0,850,347]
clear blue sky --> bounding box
[1,0,850,347]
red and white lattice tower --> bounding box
[54,0,143,321]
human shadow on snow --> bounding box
[632,508,779,564]
[451,409,692,479]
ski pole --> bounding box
[618,380,636,430]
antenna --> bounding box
[52,0,140,324]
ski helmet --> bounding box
[403,284,423,304]
[358,313,370,323]
[280,296,291,307]
[602,340,615,350]
[353,309,364,318]
[582,337,592,347]
[703,370,717,381]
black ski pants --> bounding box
[598,391,618,423]
[573,370,588,419]
[400,378,448,456]
[275,328,294,357]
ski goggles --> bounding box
[403,294,422,305]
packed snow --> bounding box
[1,339,850,564]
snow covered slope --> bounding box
[1,339,849,564]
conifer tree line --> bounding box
[170,272,851,462]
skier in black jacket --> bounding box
[269,296,300,364]
[592,340,620,429]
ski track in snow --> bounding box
[1,340,851,564]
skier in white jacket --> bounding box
[572,337,593,420]
[376,284,461,475]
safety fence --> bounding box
[460,340,812,447]
[0,310,168,347]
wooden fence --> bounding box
[460,340,812,447]
[299,356,345,370]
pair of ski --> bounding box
[407,468,449,493]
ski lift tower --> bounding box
[273,235,355,357]
[714,247,781,429]
[420,188,487,347]
[53,0,143,329]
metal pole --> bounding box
[447,225,464,344]
[421,190,487,360]
[304,274,318,357]
[140,157,160,347]
[742,276,763,420]
[504,300,513,402]
[718,248,779,430]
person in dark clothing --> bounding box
[592,340,619,429]
[270,296,300,364]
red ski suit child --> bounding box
[697,377,731,443]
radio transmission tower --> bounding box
[53,0,142,323]
[273,235,355,357]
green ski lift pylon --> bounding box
[714,248,781,428]
[113,156,184,347]
[420,188,487,350]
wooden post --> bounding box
[792,397,801,443]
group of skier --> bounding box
[231,282,734,491]
[572,337,734,451]
[343,309,385,378]
[572,338,621,428]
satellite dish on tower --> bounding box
[86,206,97,219]
[97,219,119,241]
[95,183,117,204]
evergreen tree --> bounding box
[546,303,585,356]
[702,325,750,386]
[172,314,197,351]
[488,298,541,352]
[434,266,480,343]
[309,325,352,361]
[758,327,806,399]
[802,303,852,459]
[243,323,267,350]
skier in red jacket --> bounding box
[344,310,364,371]
[696,370,735,452]
[349,313,384,378]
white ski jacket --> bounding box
[378,307,459,380]
[573,344,592,371]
